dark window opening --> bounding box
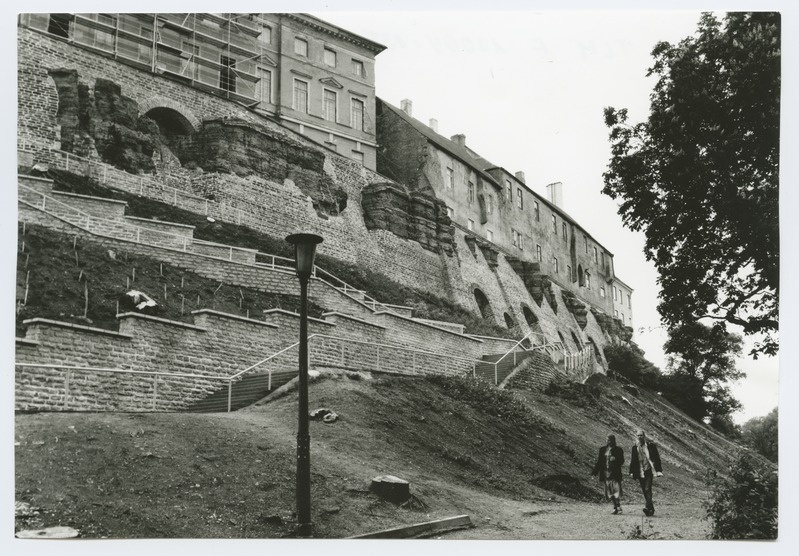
[503,313,515,329]
[48,14,73,38]
[473,288,492,321]
[220,55,236,93]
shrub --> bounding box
[603,343,661,388]
[705,452,778,539]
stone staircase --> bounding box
[15,173,568,412]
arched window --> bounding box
[587,336,602,361]
[570,330,582,348]
[473,288,492,320]
[503,313,515,329]
[522,305,537,327]
[577,265,585,287]
[557,331,567,346]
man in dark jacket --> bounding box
[592,434,625,514]
[629,430,663,516]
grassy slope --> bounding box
[15,373,744,539]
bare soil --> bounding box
[15,372,736,540]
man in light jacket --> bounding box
[629,430,663,516]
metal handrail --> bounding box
[15,362,228,381]
[228,340,300,381]
[21,149,398,315]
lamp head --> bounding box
[286,233,324,279]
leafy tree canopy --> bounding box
[603,12,780,357]
[741,407,778,462]
[663,321,744,424]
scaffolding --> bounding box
[22,13,269,106]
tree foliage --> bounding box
[603,13,780,357]
[705,452,778,539]
[741,407,778,463]
[663,321,743,424]
[603,342,661,389]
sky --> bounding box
[309,8,781,423]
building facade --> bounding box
[18,13,385,170]
[376,98,633,324]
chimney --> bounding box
[400,99,413,117]
[546,181,564,207]
[429,118,438,133]
[451,134,466,147]
[515,171,526,184]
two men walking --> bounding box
[592,429,663,516]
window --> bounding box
[512,230,524,250]
[534,201,540,221]
[220,55,236,93]
[467,219,474,231]
[567,265,572,282]
[585,271,591,289]
[601,252,606,267]
[614,286,619,301]
[621,314,626,324]
[585,235,589,254]
[446,206,454,219]
[517,188,524,209]
[614,309,619,318]
[446,167,454,189]
[593,246,598,263]
[505,180,512,202]
[352,151,364,164]
[487,230,494,242]
[562,222,567,242]
[293,79,309,113]
[182,43,200,80]
[352,59,364,77]
[324,48,336,67]
[536,244,542,262]
[260,26,272,45]
[48,14,72,38]
[259,68,273,104]
[554,257,559,273]
[600,286,606,298]
[350,98,365,130]
[628,294,631,308]
[294,37,308,56]
[487,194,493,214]
[323,89,337,122]
[468,181,475,204]
[552,214,557,234]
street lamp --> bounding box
[285,232,323,537]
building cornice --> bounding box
[284,13,387,55]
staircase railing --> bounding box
[19,150,398,314]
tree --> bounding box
[741,407,778,462]
[662,321,744,425]
[603,12,780,357]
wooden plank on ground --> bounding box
[348,514,472,539]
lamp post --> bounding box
[285,232,323,538]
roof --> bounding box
[378,98,500,187]
[288,14,387,55]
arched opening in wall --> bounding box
[577,264,585,287]
[557,330,567,347]
[522,304,543,335]
[503,312,515,329]
[587,336,602,362]
[144,107,195,163]
[473,288,493,321]
[570,330,582,349]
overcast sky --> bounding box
[307,8,782,423]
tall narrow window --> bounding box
[562,222,567,242]
[446,206,454,219]
[536,244,542,262]
[585,235,589,254]
[554,257,559,273]
[506,180,512,202]
[487,194,493,214]
[220,55,236,93]
[585,271,591,289]
[259,68,273,104]
[467,219,474,231]
[628,294,631,308]
[567,265,572,282]
[517,188,524,210]
[350,98,365,130]
[294,37,308,56]
[446,167,454,189]
[600,286,606,298]
[593,246,598,263]
[323,89,337,122]
[468,181,475,204]
[293,79,308,113]
[487,230,494,242]
[324,47,336,67]
[552,214,557,234]
[260,26,272,45]
[534,201,540,221]
[352,59,364,77]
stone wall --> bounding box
[505,351,563,392]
